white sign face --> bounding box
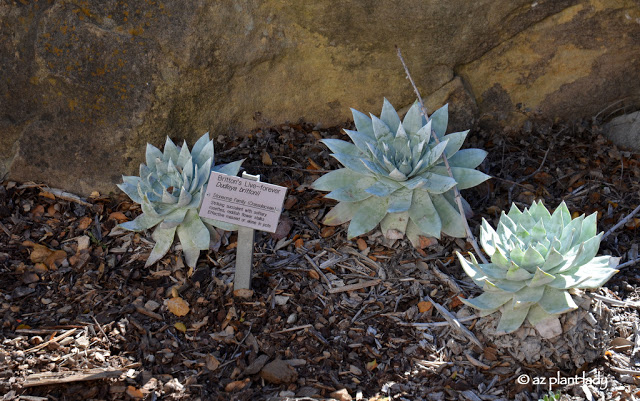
[199,172,287,233]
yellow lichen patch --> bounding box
[458,1,610,120]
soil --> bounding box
[1,115,639,401]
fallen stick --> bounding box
[425,295,483,348]
[272,324,313,334]
[602,204,640,240]
[327,279,382,294]
[304,253,333,289]
[21,368,123,388]
[396,47,488,264]
[24,328,77,353]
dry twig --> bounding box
[602,204,640,240]
[425,296,483,348]
[396,47,488,264]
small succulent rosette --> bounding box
[457,201,619,334]
[118,133,243,267]
[312,99,489,246]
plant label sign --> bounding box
[199,171,287,233]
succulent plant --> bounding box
[312,99,489,246]
[118,133,243,268]
[457,200,618,334]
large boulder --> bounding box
[2,0,639,195]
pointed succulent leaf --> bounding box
[447,149,488,169]
[459,292,512,311]
[538,287,578,315]
[430,166,490,190]
[371,115,393,141]
[321,139,362,156]
[365,178,403,197]
[480,220,499,256]
[408,190,442,238]
[486,278,527,293]
[526,304,557,327]
[402,101,425,135]
[456,253,488,285]
[358,161,387,179]
[380,98,401,134]
[429,104,448,139]
[213,159,244,176]
[323,201,360,226]
[146,225,177,267]
[119,212,164,232]
[418,139,449,170]
[347,196,388,239]
[177,141,191,168]
[519,246,545,270]
[380,212,410,238]
[541,247,565,270]
[118,177,143,204]
[529,200,551,222]
[512,285,545,308]
[330,152,367,172]
[490,246,511,270]
[351,108,375,138]
[496,304,531,334]
[191,133,212,162]
[527,267,556,287]
[145,143,163,167]
[176,210,210,268]
[441,130,469,157]
[157,208,189,229]
[387,187,413,213]
[565,233,602,270]
[506,262,534,280]
[414,173,457,194]
[546,270,592,289]
[431,194,465,238]
[344,129,377,155]
[312,168,363,192]
[577,212,598,244]
[506,203,523,220]
[202,216,240,231]
[162,136,180,164]
[326,176,377,202]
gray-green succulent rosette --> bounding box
[118,133,243,267]
[457,201,619,333]
[312,99,490,246]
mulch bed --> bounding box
[1,116,639,401]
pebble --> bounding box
[330,388,353,401]
[244,354,269,375]
[259,359,298,384]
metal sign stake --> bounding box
[234,172,260,294]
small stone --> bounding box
[287,313,297,324]
[76,336,90,349]
[259,359,298,384]
[349,364,362,376]
[244,354,269,375]
[144,300,160,312]
[296,387,318,397]
[274,295,289,306]
[330,388,353,401]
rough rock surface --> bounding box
[2,0,639,194]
